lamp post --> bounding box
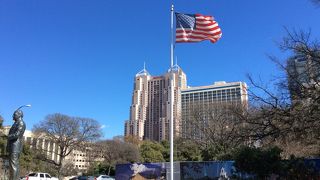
[17,104,32,110]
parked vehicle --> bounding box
[25,173,59,180]
[76,176,87,180]
[94,175,114,180]
[69,176,95,180]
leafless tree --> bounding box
[243,29,320,158]
[33,113,102,177]
[311,0,320,6]
[59,162,79,176]
[181,101,248,157]
[124,135,142,147]
[92,139,140,175]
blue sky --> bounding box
[1,0,320,139]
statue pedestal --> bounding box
[0,156,9,180]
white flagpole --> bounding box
[171,4,174,68]
[170,4,174,180]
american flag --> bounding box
[175,13,222,43]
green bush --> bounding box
[233,146,283,178]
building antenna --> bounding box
[144,61,146,71]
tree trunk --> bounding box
[108,165,111,176]
[57,155,64,179]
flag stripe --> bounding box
[176,35,221,41]
[196,25,220,31]
[175,13,222,43]
[195,14,213,20]
[176,37,219,43]
[176,37,220,43]
[176,36,220,42]
[176,29,221,35]
[176,31,222,38]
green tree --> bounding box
[139,141,164,163]
[0,114,3,127]
[88,162,115,177]
[233,146,283,178]
[0,114,6,156]
[201,144,227,161]
[0,137,4,155]
[283,156,320,179]
[20,144,33,175]
[18,143,60,176]
[160,140,170,162]
[175,138,202,161]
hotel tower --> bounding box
[124,64,187,141]
[181,81,248,140]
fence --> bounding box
[115,161,235,180]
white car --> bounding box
[25,173,59,180]
[94,175,114,180]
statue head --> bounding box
[13,110,23,121]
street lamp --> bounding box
[17,104,31,110]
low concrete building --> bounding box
[0,126,102,172]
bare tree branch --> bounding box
[32,113,102,177]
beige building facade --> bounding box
[1,126,97,172]
[180,81,248,139]
[125,65,187,141]
[124,65,249,142]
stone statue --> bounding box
[6,109,26,180]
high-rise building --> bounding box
[124,67,150,141]
[287,54,320,100]
[125,64,187,141]
[180,81,248,140]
